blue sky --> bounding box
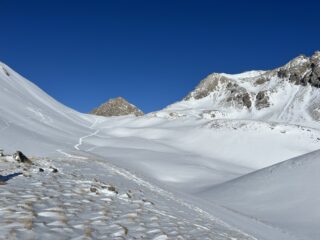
[0,0,319,113]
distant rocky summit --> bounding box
[185,51,320,109]
[91,97,144,117]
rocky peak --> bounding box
[185,51,320,107]
[91,97,144,117]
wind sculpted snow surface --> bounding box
[1,55,320,240]
[199,150,320,240]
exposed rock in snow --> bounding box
[13,151,31,163]
[255,91,270,109]
[91,97,144,117]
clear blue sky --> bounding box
[0,0,319,113]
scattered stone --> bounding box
[90,187,97,193]
[108,185,118,194]
[39,168,44,172]
[52,168,58,173]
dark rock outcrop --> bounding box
[277,68,288,78]
[185,75,226,100]
[255,91,270,110]
[254,77,270,85]
[226,83,252,109]
[287,52,320,88]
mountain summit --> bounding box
[91,97,144,117]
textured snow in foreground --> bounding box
[0,155,252,240]
[1,58,320,240]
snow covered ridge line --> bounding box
[185,51,320,101]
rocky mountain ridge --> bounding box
[160,51,320,127]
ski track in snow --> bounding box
[74,129,100,151]
[56,149,88,160]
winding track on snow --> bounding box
[56,118,302,240]
[58,118,301,240]
[74,118,100,150]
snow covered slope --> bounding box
[199,149,320,240]
[1,52,320,239]
[86,117,320,190]
[0,62,257,239]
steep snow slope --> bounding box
[199,149,320,240]
[162,52,320,128]
[0,62,94,155]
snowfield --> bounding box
[1,54,320,240]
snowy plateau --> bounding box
[1,52,320,240]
